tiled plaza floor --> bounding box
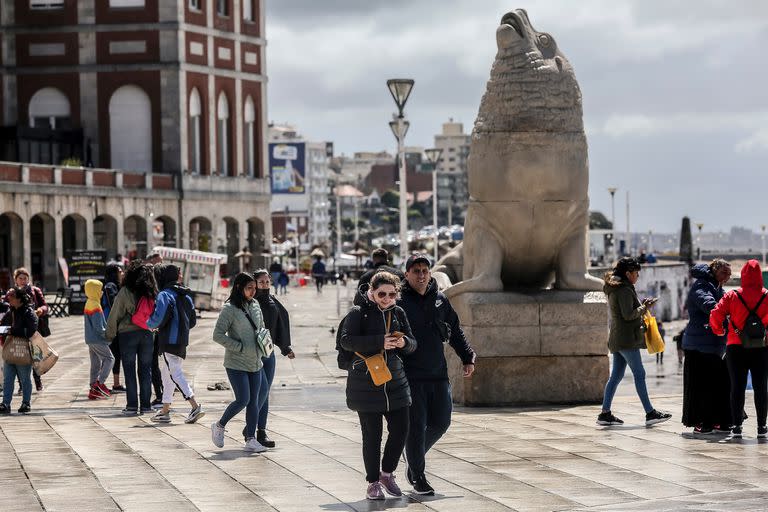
[1,283,766,511]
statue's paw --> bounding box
[445,276,503,298]
[432,271,454,292]
[555,273,604,291]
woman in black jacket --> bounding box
[340,272,417,501]
[0,286,39,414]
[102,263,126,392]
[252,269,294,448]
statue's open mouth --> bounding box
[500,13,524,39]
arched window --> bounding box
[244,95,256,177]
[217,92,230,176]
[109,85,152,172]
[189,88,202,175]
[28,87,70,129]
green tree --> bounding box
[589,211,612,229]
[381,189,399,209]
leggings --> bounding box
[726,345,768,427]
[357,407,409,483]
[601,348,653,413]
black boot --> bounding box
[257,429,276,448]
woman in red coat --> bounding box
[710,259,768,439]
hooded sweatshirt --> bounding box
[146,284,197,359]
[710,259,768,346]
[603,273,647,353]
[84,279,109,345]
[682,264,726,355]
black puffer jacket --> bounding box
[1,304,38,339]
[340,295,417,413]
[256,292,292,356]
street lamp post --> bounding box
[387,78,414,264]
[695,222,704,261]
[424,147,443,263]
[607,187,617,262]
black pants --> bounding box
[682,350,731,428]
[405,380,452,477]
[357,407,409,483]
[726,345,768,427]
[151,335,163,400]
[110,338,121,376]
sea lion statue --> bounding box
[437,9,603,295]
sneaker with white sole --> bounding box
[645,409,672,426]
[244,437,267,453]
[730,425,743,439]
[151,411,171,423]
[366,481,385,500]
[596,411,624,426]
[211,422,225,448]
[185,404,205,424]
[379,473,402,496]
[758,426,767,439]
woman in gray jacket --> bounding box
[597,257,672,427]
[211,272,270,452]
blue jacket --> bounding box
[147,284,196,359]
[683,264,726,355]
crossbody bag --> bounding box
[355,311,393,387]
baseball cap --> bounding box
[405,253,431,271]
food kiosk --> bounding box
[151,247,227,310]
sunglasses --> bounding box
[376,291,398,299]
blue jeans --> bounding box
[119,330,154,410]
[3,362,32,406]
[257,352,276,429]
[602,349,654,413]
[405,380,452,477]
[220,368,264,439]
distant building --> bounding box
[0,0,270,287]
[268,124,331,249]
[433,119,469,225]
[336,151,394,186]
[365,149,431,196]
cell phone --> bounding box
[390,331,404,338]
[0,326,10,335]
[646,297,659,304]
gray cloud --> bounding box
[265,0,768,233]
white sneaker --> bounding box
[185,404,205,424]
[244,437,267,453]
[211,422,225,448]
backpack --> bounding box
[734,291,767,349]
[335,315,353,370]
[131,296,155,330]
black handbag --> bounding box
[37,314,51,337]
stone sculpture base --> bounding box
[446,290,608,406]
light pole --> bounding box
[387,78,414,264]
[424,147,443,262]
[607,187,617,262]
[695,222,704,261]
[762,225,766,267]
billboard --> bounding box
[64,249,108,315]
[269,142,306,194]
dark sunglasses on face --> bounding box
[376,291,398,299]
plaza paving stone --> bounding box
[0,283,766,511]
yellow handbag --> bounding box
[643,312,665,354]
[354,311,394,386]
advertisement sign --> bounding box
[269,142,306,194]
[65,250,107,315]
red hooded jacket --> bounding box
[710,260,768,345]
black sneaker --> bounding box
[731,425,743,439]
[257,429,276,448]
[406,465,415,486]
[645,409,672,426]
[18,402,31,414]
[596,411,624,426]
[0,403,10,414]
[412,474,434,496]
[758,426,767,439]
[151,398,164,410]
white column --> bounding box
[54,214,63,288]
[22,211,32,272]
[85,213,95,249]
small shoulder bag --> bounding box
[355,311,393,386]
[242,307,274,357]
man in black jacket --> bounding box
[357,248,404,289]
[398,254,476,495]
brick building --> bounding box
[0,0,270,289]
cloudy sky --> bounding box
[264,0,768,234]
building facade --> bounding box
[0,0,271,288]
[434,119,469,226]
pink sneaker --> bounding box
[366,481,385,500]
[379,473,402,496]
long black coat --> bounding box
[340,296,416,413]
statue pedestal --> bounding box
[447,290,609,406]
